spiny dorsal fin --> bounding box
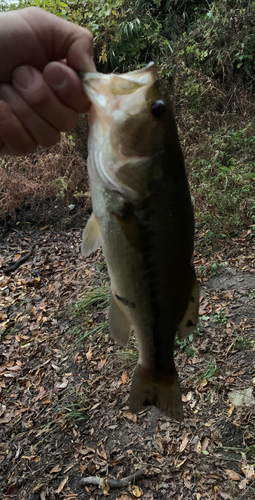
[81,212,102,258]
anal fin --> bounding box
[109,293,132,347]
[81,212,102,258]
[177,270,199,340]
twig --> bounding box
[2,245,35,274]
[80,469,145,488]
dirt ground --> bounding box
[1,199,255,500]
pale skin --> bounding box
[0,7,96,156]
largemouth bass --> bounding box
[80,63,199,421]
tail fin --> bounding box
[129,366,183,421]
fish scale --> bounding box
[80,62,199,420]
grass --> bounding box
[197,359,218,382]
[232,335,255,351]
[80,320,109,342]
[75,284,110,315]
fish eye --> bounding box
[150,100,166,119]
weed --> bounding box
[75,285,110,315]
[213,309,227,324]
[211,262,223,275]
[58,407,89,423]
[197,360,218,381]
[232,335,255,351]
[80,321,109,342]
[175,333,195,356]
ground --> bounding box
[1,198,255,500]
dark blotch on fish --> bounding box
[115,294,136,308]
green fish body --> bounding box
[80,63,199,420]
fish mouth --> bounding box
[79,62,157,120]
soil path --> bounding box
[1,219,255,500]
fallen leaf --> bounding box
[55,377,69,390]
[121,371,128,384]
[50,464,63,473]
[228,403,235,417]
[122,411,137,423]
[226,469,241,481]
[101,477,110,495]
[194,440,202,454]
[132,485,142,498]
[219,492,232,499]
[239,478,247,490]
[56,477,68,493]
[201,437,209,452]
[197,377,208,388]
[86,349,93,361]
[241,463,255,480]
[5,483,18,495]
[179,435,189,452]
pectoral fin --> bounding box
[81,212,102,258]
[109,293,132,347]
[177,271,199,340]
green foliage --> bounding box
[198,359,218,381]
[175,333,195,356]
[189,121,255,236]
[75,285,110,315]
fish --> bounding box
[80,62,199,421]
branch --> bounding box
[80,469,145,488]
[3,245,35,274]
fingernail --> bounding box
[44,66,66,90]
[13,66,34,89]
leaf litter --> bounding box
[0,209,255,499]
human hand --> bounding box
[0,7,96,156]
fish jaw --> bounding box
[80,63,166,204]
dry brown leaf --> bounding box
[122,411,137,423]
[241,463,255,480]
[197,377,208,388]
[121,371,128,384]
[219,491,232,499]
[201,437,209,452]
[64,463,75,473]
[55,376,69,389]
[239,478,247,490]
[50,464,62,473]
[226,469,240,481]
[194,440,202,454]
[5,483,18,495]
[116,496,132,500]
[86,349,93,361]
[176,457,188,468]
[56,477,68,493]
[132,485,142,498]
[179,435,189,452]
[101,477,110,495]
[228,403,235,417]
